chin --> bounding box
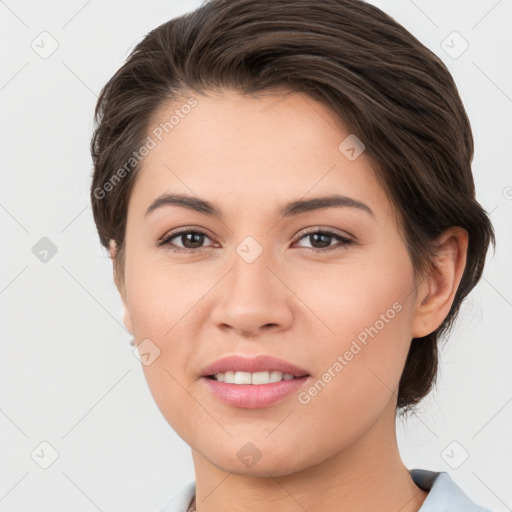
[211,454,308,478]
[194,437,319,478]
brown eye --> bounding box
[158,229,214,253]
[294,229,354,252]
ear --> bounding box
[411,227,468,338]
[109,240,134,335]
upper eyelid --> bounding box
[295,226,353,240]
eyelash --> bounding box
[157,228,354,254]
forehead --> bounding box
[129,89,391,220]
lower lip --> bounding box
[202,376,310,409]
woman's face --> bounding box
[118,89,426,476]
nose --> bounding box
[209,245,294,338]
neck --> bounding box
[191,404,428,512]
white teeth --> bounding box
[270,370,283,383]
[252,371,270,385]
[234,371,252,384]
[213,370,298,384]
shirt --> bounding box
[154,468,493,511]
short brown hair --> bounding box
[90,0,495,413]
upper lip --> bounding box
[201,355,310,377]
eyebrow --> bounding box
[144,193,375,219]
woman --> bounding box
[90,0,495,510]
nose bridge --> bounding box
[230,233,277,301]
[209,231,292,334]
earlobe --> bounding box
[411,227,468,338]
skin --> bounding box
[110,89,468,512]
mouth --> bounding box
[201,354,310,377]
[206,370,305,384]
[200,355,311,408]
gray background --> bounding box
[0,0,510,511]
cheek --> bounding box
[297,244,414,350]
[296,247,415,406]
[125,250,205,339]
[124,254,215,426]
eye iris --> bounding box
[182,232,204,249]
[310,233,331,249]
